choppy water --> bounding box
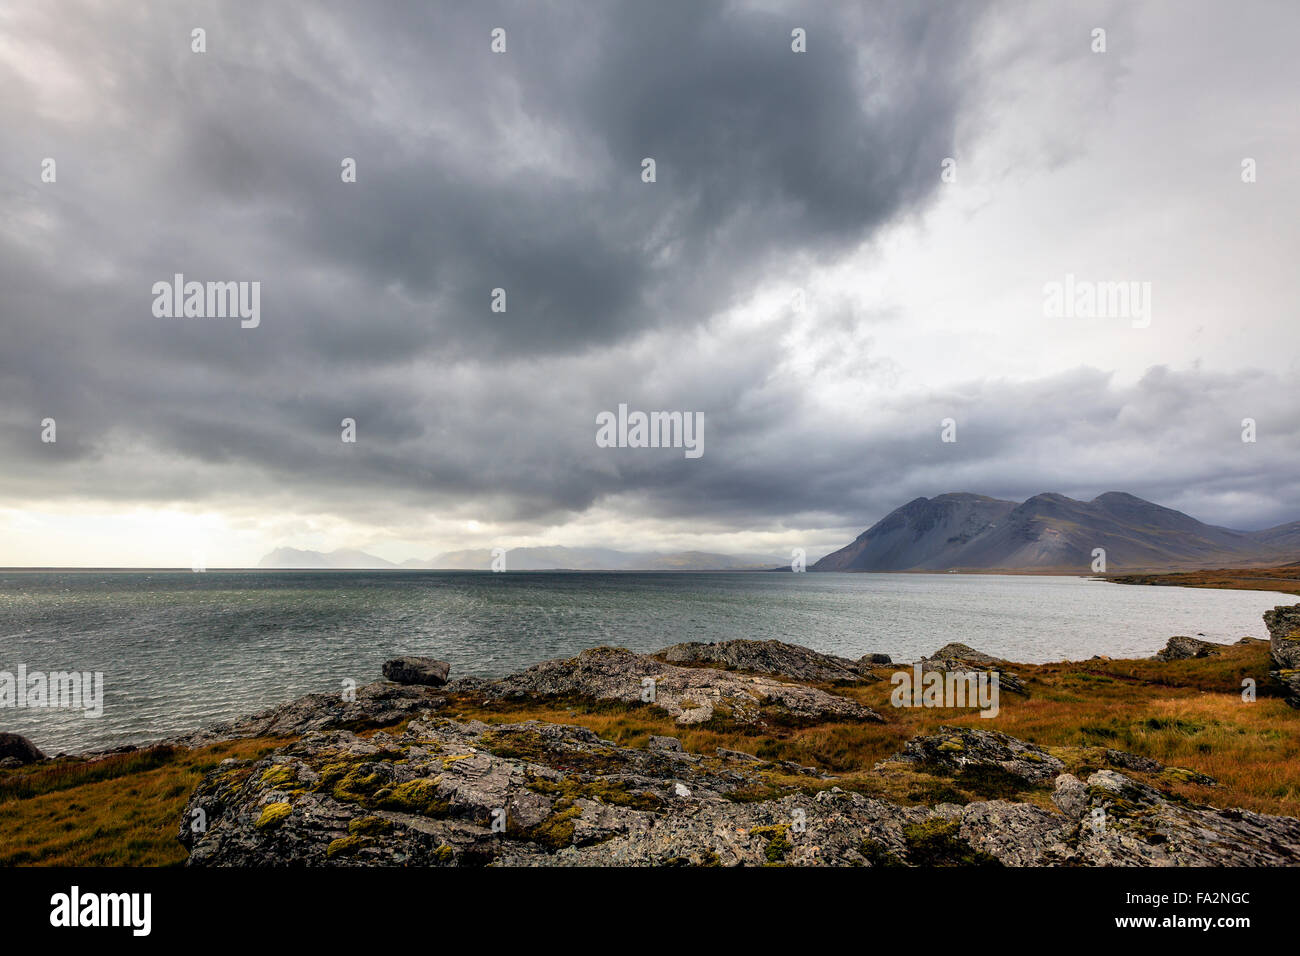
[0,570,1292,754]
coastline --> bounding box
[1108,565,1300,597]
[3,600,1299,867]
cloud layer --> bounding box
[1,0,1297,565]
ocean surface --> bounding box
[0,570,1292,755]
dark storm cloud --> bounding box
[2,0,1298,557]
[0,1,985,505]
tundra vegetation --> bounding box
[1,630,1296,865]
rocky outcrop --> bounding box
[382,657,451,686]
[886,726,1065,784]
[921,644,1027,696]
[657,639,875,683]
[0,732,44,768]
[1153,635,1224,662]
[175,681,446,746]
[1264,603,1300,708]
[160,627,1300,867]
[481,646,882,726]
[1053,770,1300,866]
[930,643,1006,667]
[179,719,1300,867]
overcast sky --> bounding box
[1,0,1298,567]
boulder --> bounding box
[884,726,1064,784]
[1153,635,1223,662]
[382,656,451,686]
[920,643,1027,696]
[0,732,44,766]
[1264,604,1300,708]
[929,643,1006,666]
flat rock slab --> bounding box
[175,681,445,747]
[657,639,871,683]
[482,646,882,726]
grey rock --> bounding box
[1153,635,1224,662]
[716,747,763,762]
[885,726,1065,784]
[480,646,882,727]
[929,643,1006,666]
[181,717,1300,867]
[1051,773,1091,818]
[382,656,451,686]
[1063,769,1300,866]
[919,643,1027,696]
[657,639,866,683]
[1264,604,1300,708]
[858,652,893,666]
[1104,749,1164,773]
[646,735,683,752]
[175,680,445,746]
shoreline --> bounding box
[3,603,1299,867]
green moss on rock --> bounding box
[902,819,1000,867]
[255,802,292,830]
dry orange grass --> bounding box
[0,737,291,866]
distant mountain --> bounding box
[257,548,398,569]
[1246,519,1300,554]
[424,546,786,571]
[258,545,784,571]
[812,491,1300,572]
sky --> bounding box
[1,0,1297,567]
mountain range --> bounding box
[256,546,785,571]
[811,492,1300,572]
[257,492,1300,573]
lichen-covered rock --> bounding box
[1153,635,1224,662]
[922,644,1027,696]
[1264,603,1300,708]
[1056,769,1300,866]
[181,716,1299,867]
[382,656,451,686]
[481,646,882,727]
[182,716,793,866]
[885,726,1065,784]
[175,680,445,746]
[657,639,868,683]
[1103,749,1164,773]
[930,643,1004,666]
